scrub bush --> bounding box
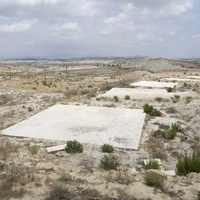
[100,155,120,170]
[176,152,200,175]
[144,172,164,188]
[124,95,130,100]
[65,140,83,153]
[143,160,159,170]
[143,104,161,116]
[101,144,114,153]
[113,96,119,102]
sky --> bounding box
[0,0,199,58]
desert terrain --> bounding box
[0,57,200,200]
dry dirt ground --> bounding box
[0,57,200,200]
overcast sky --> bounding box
[0,0,199,58]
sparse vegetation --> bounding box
[153,128,177,139]
[185,96,192,103]
[176,152,200,175]
[80,89,89,95]
[65,140,83,153]
[155,97,163,102]
[143,104,161,116]
[101,144,114,153]
[144,172,164,188]
[28,107,34,112]
[172,95,180,103]
[124,95,130,100]
[46,181,75,200]
[113,96,119,102]
[166,87,173,92]
[197,191,200,200]
[143,159,159,170]
[100,155,120,170]
[28,145,39,155]
[171,123,182,132]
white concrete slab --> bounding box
[164,170,176,176]
[162,78,200,82]
[130,81,178,88]
[46,144,66,153]
[98,88,197,99]
[186,76,200,79]
[2,105,146,150]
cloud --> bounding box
[0,0,198,58]
[56,22,80,31]
[192,34,200,42]
[158,1,193,16]
[104,13,127,24]
[167,31,176,36]
[0,20,36,32]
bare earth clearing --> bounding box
[0,57,200,200]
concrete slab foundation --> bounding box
[98,88,197,99]
[162,78,200,82]
[130,81,178,88]
[1,105,146,150]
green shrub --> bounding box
[143,103,153,114]
[176,152,200,175]
[198,191,200,200]
[113,96,119,102]
[183,82,188,87]
[171,123,182,132]
[143,104,161,116]
[28,145,39,155]
[28,107,33,112]
[144,172,164,188]
[124,95,130,100]
[101,144,114,153]
[172,95,180,103]
[153,130,163,137]
[100,155,120,170]
[143,160,159,170]
[155,97,163,102]
[166,87,173,92]
[42,80,47,86]
[65,140,83,153]
[153,128,177,140]
[80,89,89,95]
[163,129,177,139]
